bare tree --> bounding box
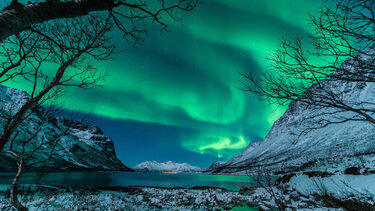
[0,0,197,210]
[0,14,114,152]
[0,13,117,210]
[0,0,198,152]
[0,0,197,42]
[241,0,375,141]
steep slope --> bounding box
[207,161,227,172]
[211,46,375,175]
[207,141,261,172]
[134,161,204,173]
[0,85,132,172]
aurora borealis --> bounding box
[6,0,322,167]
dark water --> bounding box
[0,172,255,191]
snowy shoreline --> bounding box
[1,172,375,210]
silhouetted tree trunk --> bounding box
[3,151,27,211]
[0,0,114,42]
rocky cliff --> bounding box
[0,85,132,172]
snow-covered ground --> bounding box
[2,173,373,211]
[134,161,205,173]
[289,174,375,202]
[0,185,257,210]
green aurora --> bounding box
[3,0,322,164]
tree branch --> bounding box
[0,0,114,42]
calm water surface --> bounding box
[0,172,256,191]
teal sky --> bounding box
[5,0,322,167]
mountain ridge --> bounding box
[134,161,204,173]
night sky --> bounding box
[5,0,322,168]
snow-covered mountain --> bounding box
[210,45,375,175]
[0,85,132,172]
[134,161,204,173]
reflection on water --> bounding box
[0,172,255,191]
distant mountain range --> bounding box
[0,85,132,172]
[209,45,375,175]
[134,161,205,173]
